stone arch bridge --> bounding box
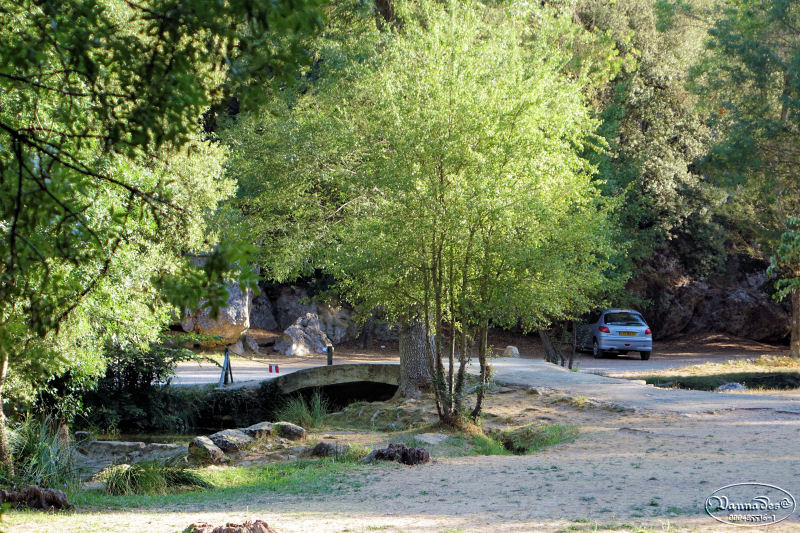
[270,363,400,395]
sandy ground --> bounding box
[9,385,800,533]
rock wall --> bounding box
[255,282,394,345]
[181,282,251,347]
[631,253,790,342]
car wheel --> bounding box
[640,351,651,360]
[593,339,604,359]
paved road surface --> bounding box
[172,355,396,387]
[482,358,800,415]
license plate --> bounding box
[620,331,636,336]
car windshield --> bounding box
[604,312,645,326]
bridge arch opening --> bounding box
[293,381,398,410]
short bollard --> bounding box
[326,345,334,366]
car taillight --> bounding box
[645,328,652,335]
[599,326,610,333]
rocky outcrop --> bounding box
[75,438,187,477]
[317,303,358,344]
[273,313,332,356]
[250,293,278,331]
[274,287,316,330]
[208,429,254,453]
[188,436,225,464]
[243,334,260,354]
[632,253,790,342]
[182,282,251,347]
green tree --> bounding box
[578,0,725,277]
[688,0,800,354]
[0,0,323,472]
[230,0,623,426]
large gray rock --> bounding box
[317,303,358,344]
[182,282,251,347]
[250,293,278,331]
[188,436,225,464]
[274,287,316,330]
[274,313,332,356]
[716,382,747,392]
[74,440,186,477]
[208,429,254,453]
[273,422,306,440]
[242,422,273,439]
[243,334,260,354]
[503,346,520,358]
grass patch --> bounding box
[275,390,328,429]
[494,423,579,454]
[2,416,78,491]
[103,460,212,495]
[470,434,510,456]
[641,356,800,392]
[73,457,368,510]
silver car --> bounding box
[578,309,653,360]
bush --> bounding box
[470,434,510,456]
[0,416,77,490]
[103,459,212,496]
[275,391,328,429]
[495,423,579,454]
[78,341,201,434]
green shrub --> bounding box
[78,342,200,433]
[338,444,370,462]
[470,434,510,456]
[103,459,212,496]
[1,416,78,490]
[496,423,579,454]
[276,390,328,429]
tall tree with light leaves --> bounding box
[229,0,623,427]
[0,0,322,473]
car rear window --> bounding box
[604,312,645,325]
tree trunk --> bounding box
[792,289,800,358]
[568,321,577,370]
[538,329,560,364]
[471,325,488,420]
[0,351,13,475]
[396,321,432,399]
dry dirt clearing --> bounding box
[9,386,800,533]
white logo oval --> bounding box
[705,482,796,527]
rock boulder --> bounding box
[208,429,254,453]
[503,346,520,358]
[273,422,306,440]
[241,422,273,439]
[182,282,251,347]
[274,287,316,330]
[273,313,332,356]
[188,436,225,464]
[250,293,278,331]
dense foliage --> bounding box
[0,0,323,471]
[4,0,800,452]
[225,0,627,425]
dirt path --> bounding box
[484,358,800,414]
